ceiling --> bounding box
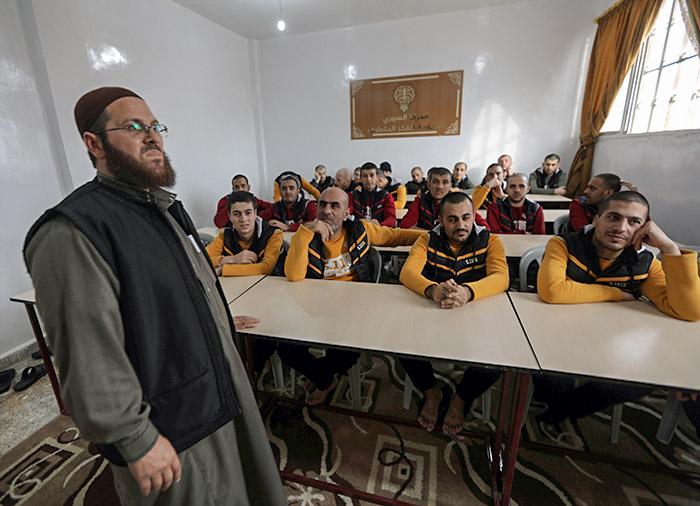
[172,0,542,40]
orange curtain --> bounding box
[685,0,700,52]
[565,0,663,196]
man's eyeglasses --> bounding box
[92,121,168,138]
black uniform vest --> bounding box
[271,197,308,225]
[223,219,286,276]
[417,193,440,229]
[563,229,654,296]
[495,198,541,233]
[423,225,491,284]
[306,219,372,282]
[24,179,241,465]
[352,188,389,222]
[536,169,563,189]
[386,180,401,202]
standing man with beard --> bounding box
[23,88,285,506]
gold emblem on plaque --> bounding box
[393,84,415,112]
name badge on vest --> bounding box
[514,220,527,232]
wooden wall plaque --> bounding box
[350,70,463,140]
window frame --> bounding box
[601,0,700,135]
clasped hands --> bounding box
[426,279,473,309]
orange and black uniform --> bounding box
[386,178,407,209]
[206,218,285,276]
[399,224,509,406]
[279,220,423,390]
[400,192,489,230]
[535,228,700,423]
[349,187,396,227]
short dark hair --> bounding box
[486,163,503,173]
[228,190,257,211]
[544,153,560,163]
[361,162,378,173]
[593,173,621,192]
[231,174,249,185]
[379,161,392,173]
[87,110,110,168]
[439,191,473,215]
[597,191,650,217]
[427,166,451,181]
[506,172,528,184]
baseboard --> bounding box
[0,340,37,370]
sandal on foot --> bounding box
[13,364,47,392]
[0,369,16,394]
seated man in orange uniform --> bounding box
[281,187,423,405]
[399,192,508,439]
[377,170,407,210]
[536,191,700,428]
[207,191,285,277]
[348,162,397,227]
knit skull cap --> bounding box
[380,161,392,173]
[74,86,142,136]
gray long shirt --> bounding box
[25,179,285,505]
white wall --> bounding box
[30,0,262,227]
[0,0,262,357]
[0,1,66,356]
[256,0,611,183]
[594,130,700,246]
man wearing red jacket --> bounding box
[259,172,317,231]
[487,173,545,234]
[401,167,489,230]
[349,162,396,227]
[568,173,636,232]
[213,174,272,228]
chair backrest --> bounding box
[368,246,382,284]
[519,245,546,292]
[553,214,569,235]
[198,232,215,246]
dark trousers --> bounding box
[683,399,700,438]
[401,357,502,410]
[277,342,360,391]
[251,337,277,374]
[533,374,652,423]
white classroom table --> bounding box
[509,292,700,391]
[219,275,266,304]
[229,277,538,371]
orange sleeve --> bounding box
[284,224,315,281]
[537,236,625,303]
[205,232,226,267]
[394,185,407,209]
[464,235,509,301]
[640,251,700,321]
[399,234,435,297]
[364,220,424,247]
[221,229,283,277]
[471,185,490,211]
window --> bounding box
[602,0,700,134]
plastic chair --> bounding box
[518,245,546,292]
[553,215,569,236]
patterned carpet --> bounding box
[1,354,699,505]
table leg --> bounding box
[23,303,68,416]
[491,371,514,484]
[500,372,532,505]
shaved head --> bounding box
[317,186,349,234]
[335,167,352,190]
[321,186,348,207]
